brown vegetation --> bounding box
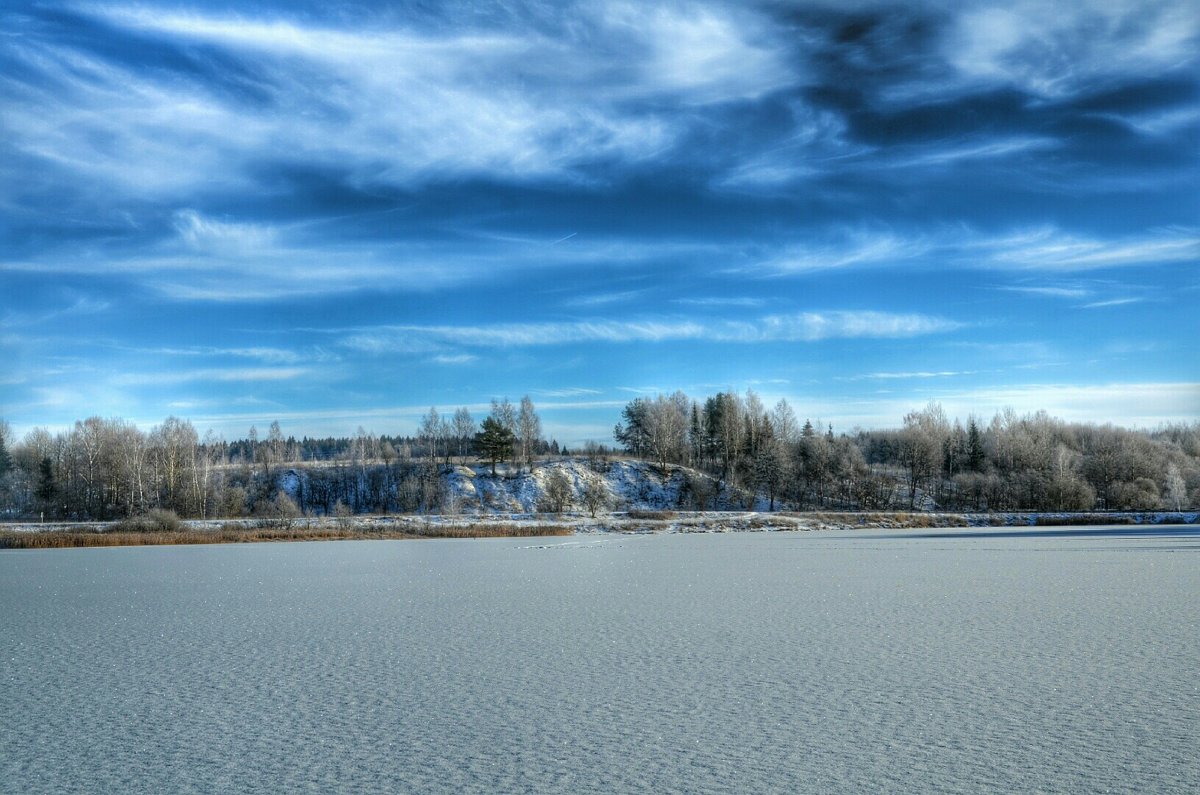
[627,509,676,520]
[0,519,571,549]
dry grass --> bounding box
[626,510,676,520]
[1032,514,1135,526]
[0,520,571,549]
[407,523,572,539]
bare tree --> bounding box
[419,407,442,467]
[267,420,285,475]
[581,477,611,517]
[492,398,517,437]
[452,407,476,464]
[542,468,572,512]
[517,396,542,471]
[643,393,688,470]
[899,402,950,509]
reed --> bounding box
[0,521,571,549]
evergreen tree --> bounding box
[967,417,986,472]
[36,457,56,512]
[474,416,515,476]
[614,398,649,457]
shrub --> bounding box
[540,469,573,513]
[252,493,302,529]
[627,510,675,520]
[116,508,182,533]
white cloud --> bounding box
[173,210,277,254]
[30,2,785,197]
[766,381,1200,431]
[936,382,1200,427]
[672,297,765,308]
[346,310,961,350]
[532,387,604,398]
[1081,297,1145,309]
[564,289,649,308]
[604,3,795,104]
[980,228,1200,270]
[947,1,1200,98]
[430,354,478,365]
[755,231,932,274]
[854,371,978,380]
[142,346,308,364]
[755,226,1200,277]
[112,367,310,386]
[999,285,1090,299]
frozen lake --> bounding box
[2,527,1197,793]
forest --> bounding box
[1,391,1196,522]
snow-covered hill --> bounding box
[441,458,755,514]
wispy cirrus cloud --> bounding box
[111,367,310,386]
[342,310,962,351]
[1080,297,1145,309]
[1,1,1195,440]
[852,370,979,381]
[136,345,312,365]
[998,285,1091,299]
[430,353,478,365]
[6,1,794,202]
[672,297,766,308]
[978,227,1200,270]
[532,387,604,398]
[754,226,1199,276]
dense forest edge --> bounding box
[1,391,1197,541]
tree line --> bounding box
[1,391,1196,521]
[612,391,1198,512]
[0,397,552,521]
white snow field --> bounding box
[2,528,1197,793]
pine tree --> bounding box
[474,416,514,476]
[36,457,56,509]
[967,417,985,472]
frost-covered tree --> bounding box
[267,421,286,473]
[452,407,475,463]
[581,477,611,517]
[492,398,517,437]
[0,420,11,479]
[1166,463,1187,510]
[644,393,688,470]
[542,468,572,513]
[899,402,949,509]
[419,407,443,466]
[517,396,542,471]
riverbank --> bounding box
[1,510,1196,549]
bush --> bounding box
[252,493,302,529]
[581,478,611,517]
[116,509,182,533]
[540,469,573,513]
[627,509,675,520]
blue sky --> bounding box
[2,0,1198,445]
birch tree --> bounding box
[517,396,542,471]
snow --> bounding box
[442,458,747,514]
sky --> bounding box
[2,0,1198,446]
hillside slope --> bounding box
[441,458,762,514]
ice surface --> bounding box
[2,530,1197,793]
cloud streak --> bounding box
[1,1,1195,438]
[343,311,962,351]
